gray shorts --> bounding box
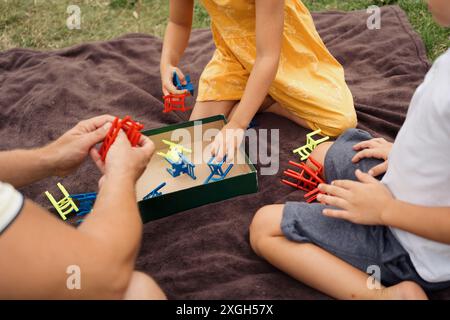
[281,129,450,291]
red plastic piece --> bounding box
[99,116,144,161]
[163,93,192,113]
[281,156,326,203]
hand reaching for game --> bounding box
[45,115,115,177]
[91,130,155,184]
[161,64,188,96]
[210,120,246,163]
[352,137,393,176]
[317,169,394,225]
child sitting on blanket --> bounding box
[249,0,450,300]
[160,0,356,161]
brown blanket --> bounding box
[1,5,448,299]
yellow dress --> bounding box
[197,0,356,137]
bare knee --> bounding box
[307,141,334,169]
[123,271,167,300]
[249,205,283,257]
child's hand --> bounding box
[317,169,394,225]
[161,65,188,96]
[352,138,393,176]
[210,120,246,162]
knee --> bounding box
[123,271,167,300]
[308,141,334,168]
[249,205,279,256]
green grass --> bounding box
[0,0,448,60]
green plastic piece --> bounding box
[293,129,330,161]
[45,183,79,221]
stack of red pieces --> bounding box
[281,156,326,203]
[163,93,192,113]
[99,116,144,161]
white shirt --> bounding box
[0,182,24,234]
[382,49,450,282]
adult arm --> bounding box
[0,115,114,188]
[0,120,155,299]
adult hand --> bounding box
[352,137,393,176]
[90,130,155,184]
[317,169,395,225]
[161,64,188,96]
[44,115,115,177]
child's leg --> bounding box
[259,98,310,130]
[123,271,167,300]
[190,100,238,121]
[249,205,427,300]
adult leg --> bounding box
[123,271,167,300]
[249,205,427,300]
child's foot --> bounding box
[381,281,428,300]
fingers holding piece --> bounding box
[90,147,105,174]
[79,115,115,132]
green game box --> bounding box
[136,115,258,223]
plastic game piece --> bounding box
[162,72,195,113]
[158,140,196,180]
[99,116,144,161]
[304,187,324,203]
[45,183,79,221]
[163,93,192,113]
[293,129,330,161]
[70,192,97,217]
[247,118,258,130]
[143,182,167,200]
[173,72,194,96]
[203,155,234,184]
[121,116,144,146]
[281,156,325,203]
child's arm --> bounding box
[382,200,450,244]
[160,0,194,95]
[228,0,284,128]
[317,170,450,245]
[210,0,284,161]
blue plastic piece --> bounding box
[173,71,195,96]
[247,118,258,129]
[143,182,167,200]
[163,152,197,180]
[70,192,97,217]
[203,155,234,184]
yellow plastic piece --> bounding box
[45,183,79,221]
[157,140,192,163]
[293,129,330,161]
